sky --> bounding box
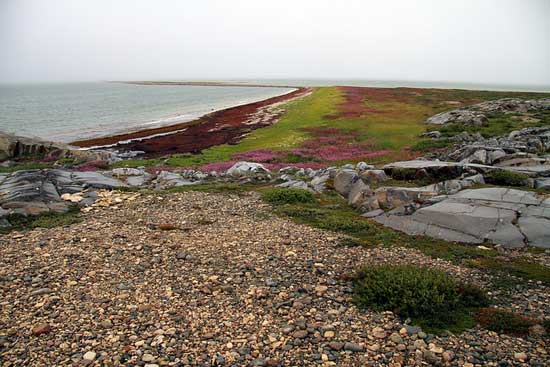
[0,0,548,87]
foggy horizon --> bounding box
[1,0,549,88]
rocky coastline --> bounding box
[1,94,550,366]
[69,87,310,157]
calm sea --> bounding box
[0,82,295,142]
[1,79,547,143]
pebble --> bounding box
[343,342,364,352]
[83,351,96,361]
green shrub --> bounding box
[353,265,490,330]
[484,170,529,187]
[475,308,536,336]
[261,188,316,205]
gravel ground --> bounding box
[0,191,548,366]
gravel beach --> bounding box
[0,191,548,366]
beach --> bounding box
[71,87,310,157]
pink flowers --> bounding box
[232,149,279,162]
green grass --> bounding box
[1,205,82,233]
[353,265,490,332]
[0,161,55,173]
[411,138,453,152]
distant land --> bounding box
[116,81,300,89]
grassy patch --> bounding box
[261,188,316,205]
[410,138,453,152]
[1,205,81,233]
[0,161,54,173]
[165,182,263,195]
[468,257,550,284]
[353,265,489,332]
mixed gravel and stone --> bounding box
[1,191,548,366]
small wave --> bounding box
[141,113,195,126]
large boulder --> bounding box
[333,169,362,197]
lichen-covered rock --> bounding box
[226,161,270,177]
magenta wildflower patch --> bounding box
[232,149,279,162]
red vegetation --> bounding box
[71,88,310,158]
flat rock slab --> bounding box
[373,188,550,248]
[0,169,125,219]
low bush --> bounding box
[475,308,536,336]
[484,170,529,187]
[353,265,490,331]
[261,188,316,205]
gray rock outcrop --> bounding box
[0,132,115,162]
[373,188,550,248]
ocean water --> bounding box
[0,82,295,142]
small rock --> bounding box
[343,342,364,352]
[142,353,156,362]
[442,351,454,362]
[31,323,52,336]
[292,330,308,339]
[514,352,527,361]
[367,343,380,352]
[83,351,96,361]
[323,330,335,338]
[371,326,386,339]
[329,341,344,351]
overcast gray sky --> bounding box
[0,0,548,87]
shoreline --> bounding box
[71,87,310,156]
